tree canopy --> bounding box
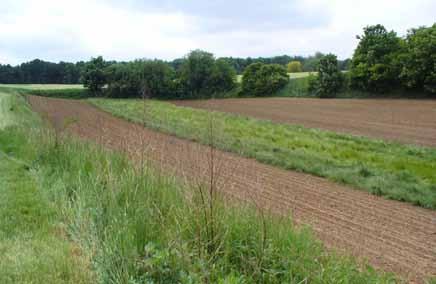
[241,63,289,96]
[310,54,344,98]
[350,25,403,93]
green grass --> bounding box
[90,98,436,209]
[0,86,396,283]
[0,84,83,90]
[236,72,314,83]
[276,76,315,97]
[0,94,93,283]
[0,90,41,129]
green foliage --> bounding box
[0,59,84,84]
[0,94,94,283]
[81,56,107,94]
[179,50,236,98]
[105,62,142,98]
[141,60,176,98]
[400,24,436,94]
[92,98,436,209]
[105,60,176,98]
[350,25,403,93]
[310,54,344,98]
[287,61,303,73]
[241,63,289,96]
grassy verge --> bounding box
[0,89,395,283]
[0,90,41,128]
[0,94,94,283]
[90,98,436,209]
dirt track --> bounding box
[28,96,436,282]
[174,98,436,147]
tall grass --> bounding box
[0,93,395,283]
[90,98,436,209]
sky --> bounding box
[0,0,435,65]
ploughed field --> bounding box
[174,98,436,147]
[28,95,436,282]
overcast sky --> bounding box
[0,0,435,65]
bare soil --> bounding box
[173,98,436,147]
[28,96,436,283]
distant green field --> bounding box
[0,84,83,90]
[288,72,317,79]
[90,98,436,209]
[0,84,90,100]
[236,72,315,83]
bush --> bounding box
[241,63,289,96]
[309,54,344,98]
[287,61,302,73]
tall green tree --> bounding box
[350,25,403,93]
[310,54,344,98]
[140,60,175,98]
[179,50,236,98]
[82,56,107,94]
[400,24,436,94]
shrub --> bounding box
[242,63,289,96]
[309,54,343,98]
[287,61,302,73]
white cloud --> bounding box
[0,0,434,64]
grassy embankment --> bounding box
[90,98,436,209]
[0,87,398,283]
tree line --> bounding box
[0,52,348,85]
[81,50,294,99]
[309,23,436,97]
[217,54,350,74]
[0,59,85,84]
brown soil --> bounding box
[173,98,436,147]
[28,96,436,283]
